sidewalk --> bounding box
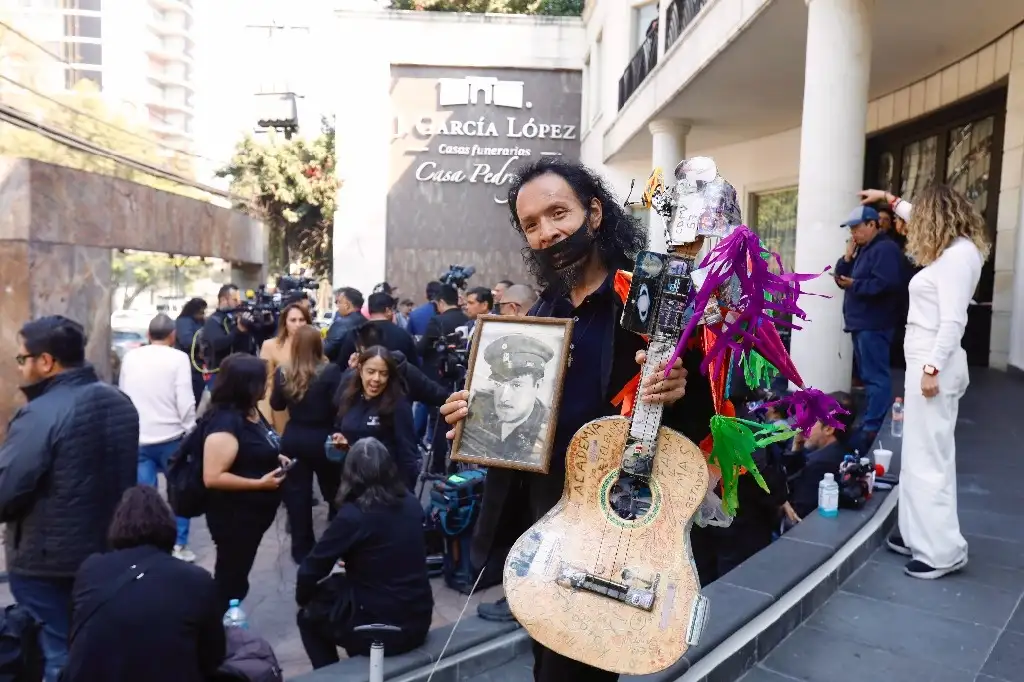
[742,368,1024,682]
[0,502,503,679]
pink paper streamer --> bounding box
[764,388,850,435]
[665,226,829,379]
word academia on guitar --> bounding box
[502,157,847,675]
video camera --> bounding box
[278,274,319,293]
[439,264,475,290]
[435,330,470,385]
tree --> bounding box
[111,251,208,310]
[217,119,338,277]
[388,0,583,15]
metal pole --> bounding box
[369,641,384,682]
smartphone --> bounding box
[274,458,296,479]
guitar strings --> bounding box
[425,565,487,682]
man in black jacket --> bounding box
[324,287,367,362]
[417,284,468,381]
[440,159,710,682]
[0,316,139,682]
[201,284,255,370]
[335,292,419,368]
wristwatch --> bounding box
[923,364,939,376]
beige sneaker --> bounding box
[173,545,196,563]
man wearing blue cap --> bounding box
[459,334,551,464]
[834,205,906,446]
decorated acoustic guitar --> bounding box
[503,249,711,675]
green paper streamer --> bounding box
[707,415,796,515]
[741,350,778,390]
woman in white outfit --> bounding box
[861,185,989,579]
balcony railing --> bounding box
[617,30,658,110]
[665,0,708,48]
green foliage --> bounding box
[388,0,582,15]
[111,251,207,310]
[217,119,338,277]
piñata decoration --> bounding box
[638,156,841,524]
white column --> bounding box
[788,0,873,393]
[331,15,390,295]
[647,118,690,253]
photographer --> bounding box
[202,285,256,372]
[408,282,441,337]
[324,288,366,363]
[334,293,419,369]
[463,287,493,336]
[417,284,468,381]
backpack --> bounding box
[214,628,283,682]
[166,415,210,519]
[0,604,43,682]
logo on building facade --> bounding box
[393,73,580,204]
[438,77,529,109]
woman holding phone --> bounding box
[860,185,989,579]
[202,353,291,611]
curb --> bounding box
[678,488,899,681]
[383,490,898,682]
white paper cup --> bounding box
[874,448,893,474]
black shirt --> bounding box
[204,408,282,507]
[65,545,225,682]
[336,394,419,489]
[270,363,343,458]
[537,275,621,476]
[789,440,849,518]
[296,493,433,629]
[336,319,421,368]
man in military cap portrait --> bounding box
[460,334,553,465]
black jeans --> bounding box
[532,641,618,682]
[297,575,429,669]
[283,455,341,563]
[207,501,278,614]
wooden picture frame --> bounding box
[451,315,574,474]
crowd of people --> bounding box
[0,157,989,682]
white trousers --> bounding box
[898,326,970,569]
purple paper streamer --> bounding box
[763,388,850,435]
[665,226,830,379]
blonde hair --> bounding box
[282,325,325,401]
[905,184,991,266]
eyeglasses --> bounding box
[15,353,35,366]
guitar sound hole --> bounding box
[608,472,653,521]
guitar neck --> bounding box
[624,251,696,447]
[629,340,674,443]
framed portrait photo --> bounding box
[451,315,574,474]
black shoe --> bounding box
[477,597,515,622]
[904,556,967,579]
[886,533,911,556]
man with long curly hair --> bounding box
[440,159,716,682]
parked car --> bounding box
[111,329,147,384]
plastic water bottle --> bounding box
[890,398,904,438]
[818,473,839,518]
[223,599,248,629]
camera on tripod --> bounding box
[435,331,470,385]
[439,264,475,290]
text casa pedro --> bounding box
[407,113,577,194]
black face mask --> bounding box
[532,214,595,276]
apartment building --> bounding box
[580,0,1024,385]
[4,0,196,145]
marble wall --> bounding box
[0,157,265,432]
